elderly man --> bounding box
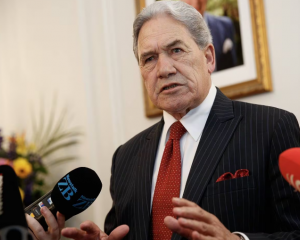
[27,1,300,240]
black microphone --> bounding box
[24,167,102,231]
[0,165,34,240]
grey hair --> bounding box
[133,1,212,62]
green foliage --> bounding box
[32,97,82,167]
[0,97,82,206]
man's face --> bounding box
[181,0,207,15]
[137,15,215,118]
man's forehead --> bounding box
[137,16,192,55]
[139,18,184,39]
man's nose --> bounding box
[156,54,176,79]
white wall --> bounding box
[0,0,299,237]
[0,0,98,231]
[241,0,300,119]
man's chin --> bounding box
[157,103,189,116]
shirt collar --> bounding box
[163,83,217,142]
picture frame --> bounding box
[136,0,272,118]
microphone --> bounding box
[24,167,102,230]
[0,165,34,240]
[279,147,300,191]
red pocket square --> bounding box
[216,169,249,182]
[216,172,234,182]
[234,169,249,178]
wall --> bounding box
[0,0,299,236]
[242,0,300,119]
[0,0,97,231]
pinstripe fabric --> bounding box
[105,89,300,240]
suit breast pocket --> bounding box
[201,176,258,232]
[203,176,256,197]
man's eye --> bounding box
[173,48,182,53]
[145,56,154,63]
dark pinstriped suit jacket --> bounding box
[105,89,300,240]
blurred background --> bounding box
[206,0,244,68]
[0,0,299,238]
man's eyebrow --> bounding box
[164,39,188,49]
[139,40,188,63]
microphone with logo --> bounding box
[0,165,34,240]
[279,147,300,192]
[24,167,102,231]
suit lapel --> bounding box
[133,119,164,240]
[182,89,242,205]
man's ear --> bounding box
[205,44,215,74]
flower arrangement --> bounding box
[0,106,81,206]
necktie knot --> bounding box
[169,121,187,140]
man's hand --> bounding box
[26,206,65,240]
[164,198,240,240]
[61,221,129,240]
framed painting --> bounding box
[136,0,272,118]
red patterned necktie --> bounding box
[151,121,187,240]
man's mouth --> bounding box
[163,84,178,91]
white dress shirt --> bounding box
[150,83,217,209]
